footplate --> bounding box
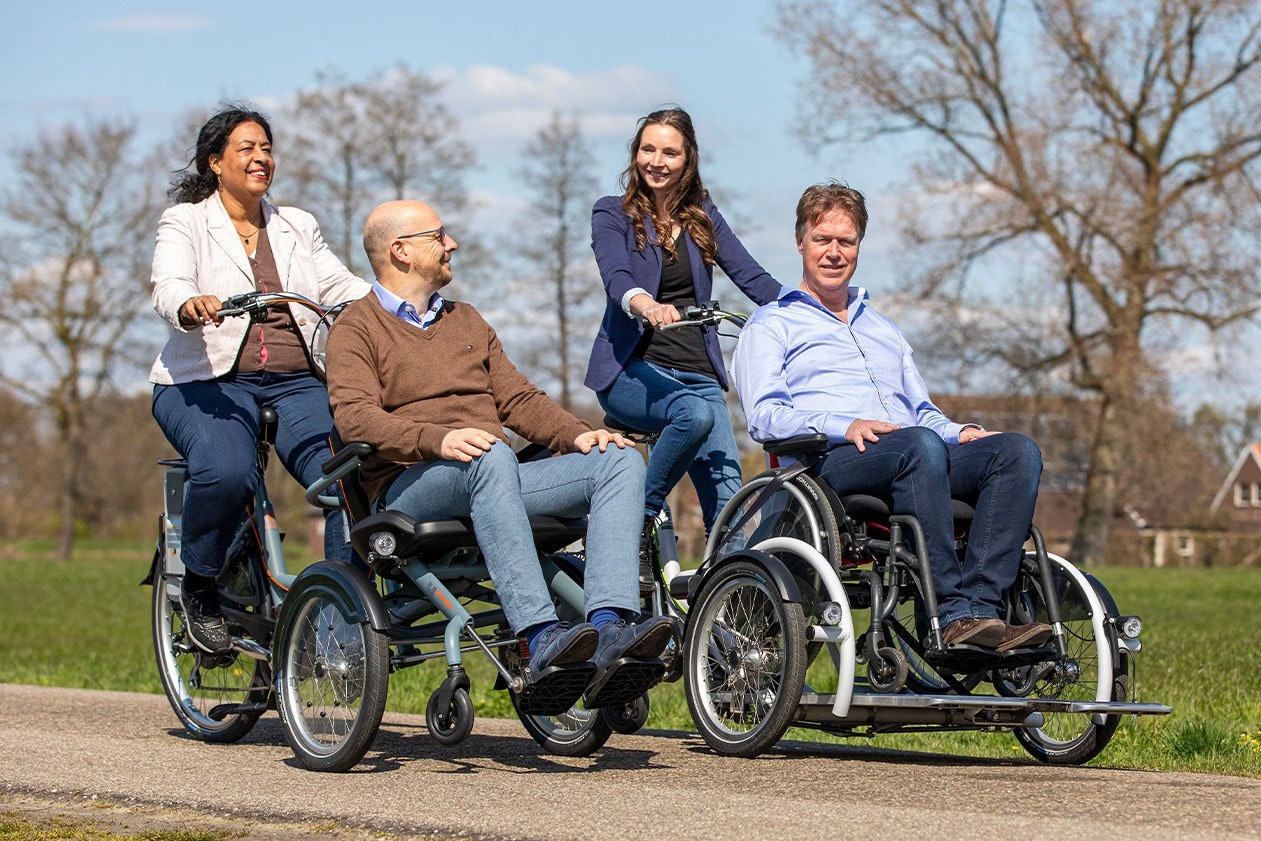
[584,657,665,709]
[514,663,596,716]
[924,643,1055,672]
[795,690,1172,727]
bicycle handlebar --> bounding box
[657,300,747,331]
[214,291,327,321]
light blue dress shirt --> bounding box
[733,286,971,446]
[371,281,444,329]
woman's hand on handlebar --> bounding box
[178,295,225,328]
[630,294,680,330]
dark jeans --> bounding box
[152,371,351,578]
[597,359,742,534]
[815,427,1042,626]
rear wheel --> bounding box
[274,582,390,772]
[684,560,807,757]
[151,565,270,743]
[1008,556,1124,765]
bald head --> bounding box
[363,200,440,278]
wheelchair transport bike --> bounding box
[680,432,1172,762]
[148,290,654,771]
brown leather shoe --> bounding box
[997,621,1054,652]
[941,617,1005,648]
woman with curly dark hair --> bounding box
[150,105,368,654]
[585,107,782,579]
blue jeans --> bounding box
[152,371,351,577]
[815,427,1043,627]
[598,360,742,533]
[381,441,645,634]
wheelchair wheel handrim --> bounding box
[279,596,371,755]
[708,476,828,562]
[692,576,791,737]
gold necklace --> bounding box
[233,221,261,247]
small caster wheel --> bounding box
[867,645,909,693]
[602,693,650,735]
[426,686,474,745]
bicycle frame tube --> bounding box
[255,482,296,594]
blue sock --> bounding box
[588,607,636,630]
[523,620,558,658]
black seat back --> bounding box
[326,427,373,525]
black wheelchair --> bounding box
[681,433,1170,762]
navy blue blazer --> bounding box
[584,194,783,392]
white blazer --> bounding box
[149,192,370,384]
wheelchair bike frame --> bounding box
[682,434,1172,763]
[149,291,630,770]
[270,437,628,770]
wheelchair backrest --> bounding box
[326,427,373,525]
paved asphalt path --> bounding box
[1,684,1257,840]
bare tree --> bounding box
[1193,401,1261,472]
[283,66,474,273]
[778,0,1261,565]
[0,117,162,558]
[507,112,602,409]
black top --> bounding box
[638,240,716,378]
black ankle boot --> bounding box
[180,572,231,654]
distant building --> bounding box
[1209,443,1261,531]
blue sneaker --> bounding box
[529,621,598,672]
[594,617,672,667]
[583,617,671,709]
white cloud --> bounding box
[437,63,676,145]
[96,15,212,32]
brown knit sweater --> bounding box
[326,295,593,501]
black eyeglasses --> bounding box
[397,226,446,246]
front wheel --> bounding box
[274,582,390,772]
[684,560,807,758]
[427,687,475,746]
[151,565,269,743]
[1009,556,1124,765]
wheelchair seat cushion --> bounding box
[839,494,975,525]
[351,512,587,563]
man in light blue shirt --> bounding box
[733,182,1052,652]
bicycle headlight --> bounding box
[1117,615,1143,639]
[816,601,844,626]
[369,531,397,557]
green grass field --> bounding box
[1,540,1257,776]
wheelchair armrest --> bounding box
[322,441,374,475]
[763,433,830,458]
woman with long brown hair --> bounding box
[585,107,782,578]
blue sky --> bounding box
[0,0,884,288]
[0,0,1251,411]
